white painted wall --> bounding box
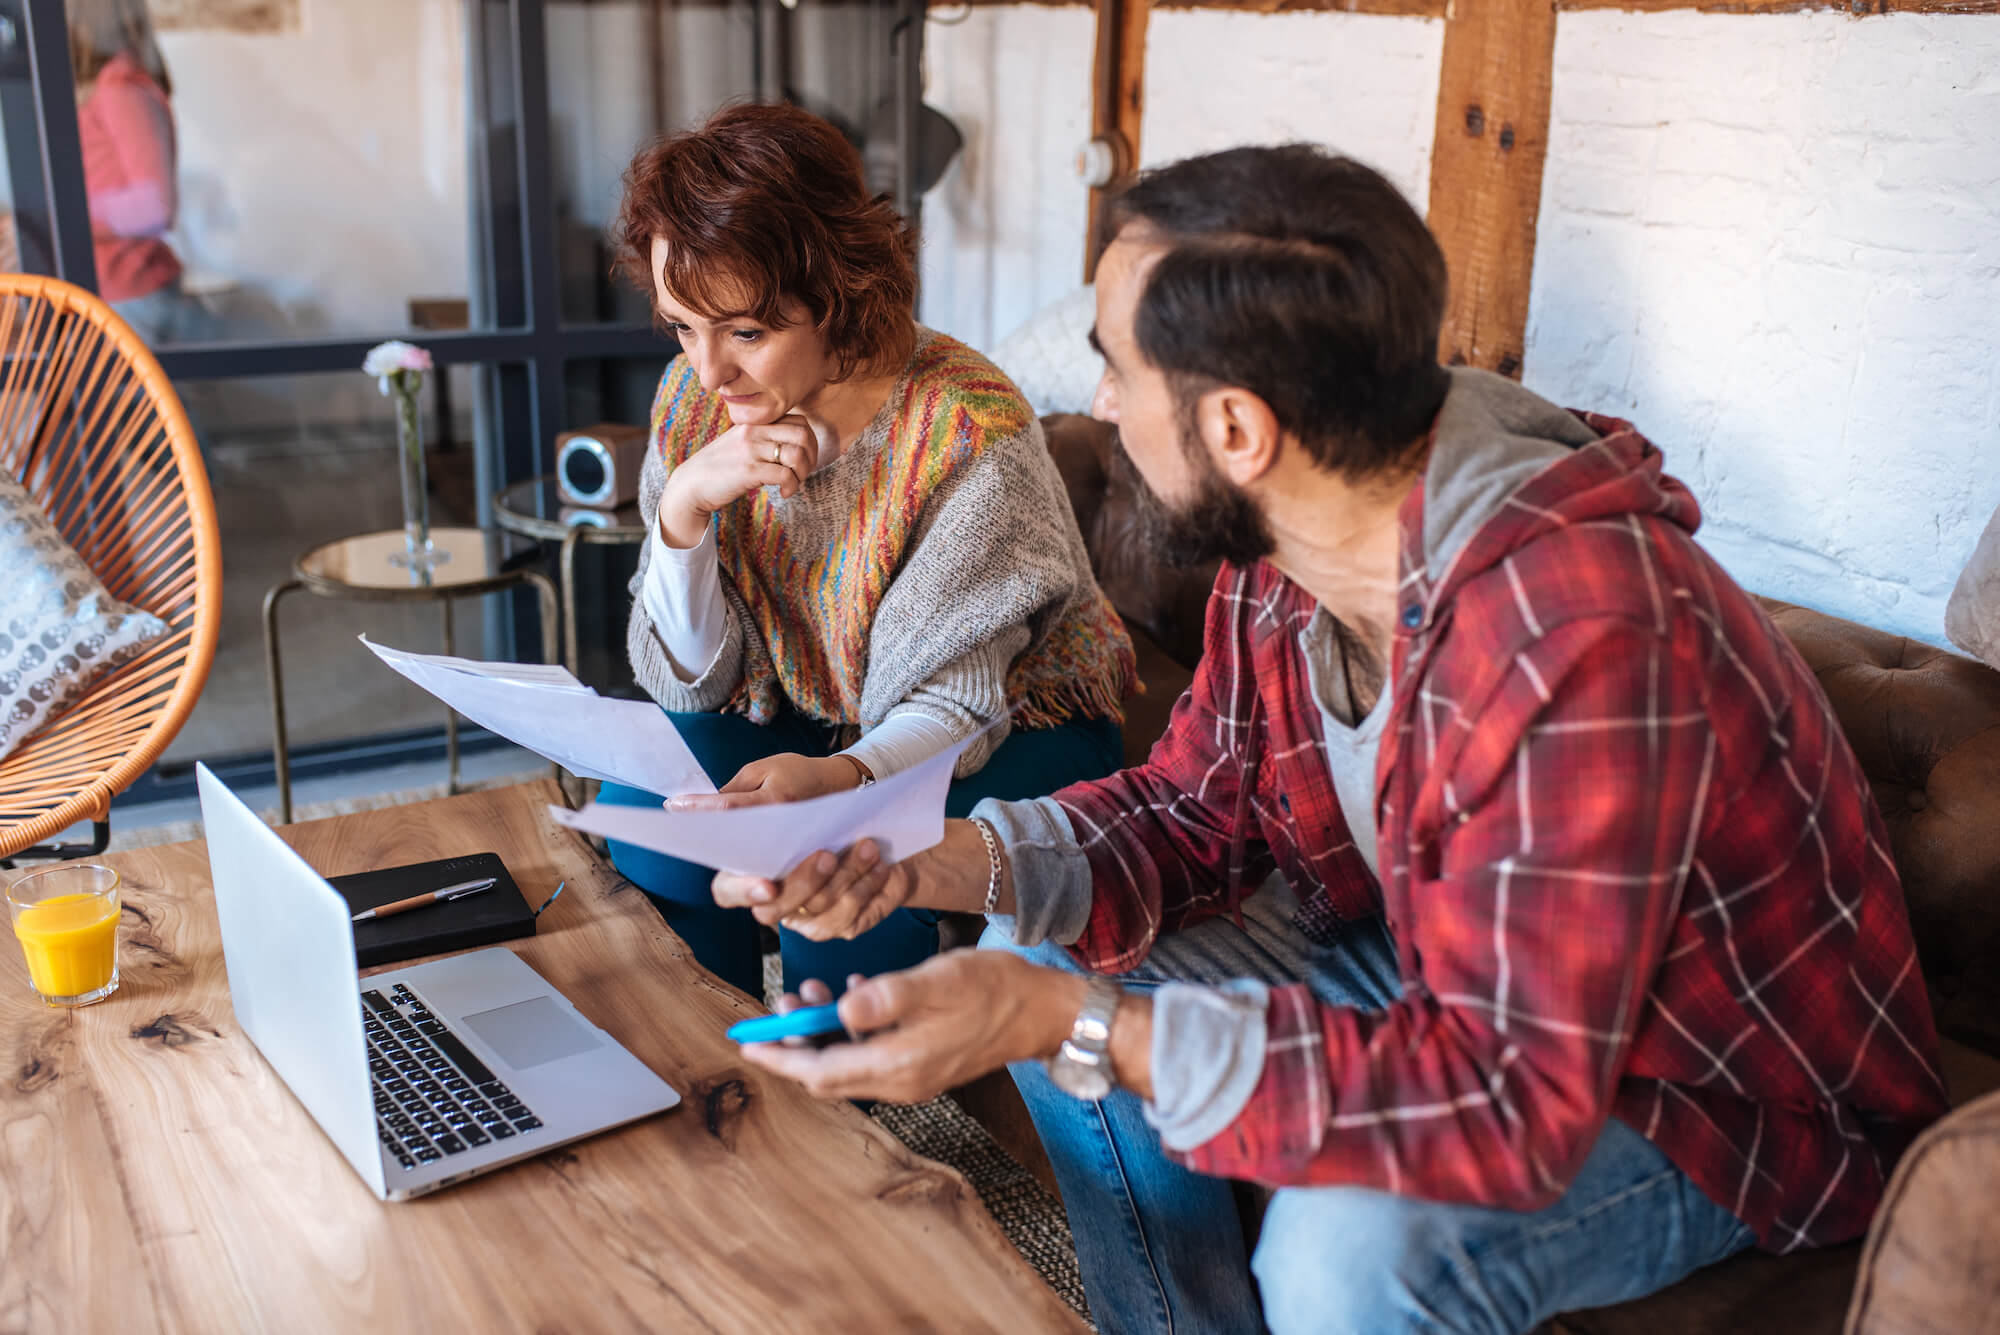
[1526,12,2000,641]
[919,4,1097,352]
[163,0,469,342]
[920,8,1443,354]
[928,6,1996,642]
[155,0,469,432]
[1139,9,1442,215]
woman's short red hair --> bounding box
[614,102,918,382]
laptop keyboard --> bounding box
[362,982,543,1172]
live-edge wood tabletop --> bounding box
[0,780,1085,1334]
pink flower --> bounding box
[363,340,434,394]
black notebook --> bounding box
[328,851,536,968]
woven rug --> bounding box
[766,942,1096,1320]
[114,774,1095,1324]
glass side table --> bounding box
[262,527,558,824]
[490,477,647,678]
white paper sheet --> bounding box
[360,637,715,797]
[547,731,976,877]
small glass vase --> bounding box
[388,383,445,577]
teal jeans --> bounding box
[600,706,1122,1000]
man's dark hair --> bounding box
[1105,146,1452,480]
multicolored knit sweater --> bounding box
[625,327,1136,774]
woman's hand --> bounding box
[657,414,821,548]
[713,839,916,940]
[667,752,860,813]
[712,818,1002,940]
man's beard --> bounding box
[1128,416,1276,570]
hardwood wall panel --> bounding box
[1425,0,1556,377]
[1084,0,1155,276]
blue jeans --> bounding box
[982,883,1756,1335]
[112,279,227,347]
[601,707,1122,1001]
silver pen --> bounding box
[350,877,498,923]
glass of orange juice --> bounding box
[7,863,122,1006]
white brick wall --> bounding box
[1526,12,2000,641]
[923,8,1999,642]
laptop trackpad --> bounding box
[461,996,602,1069]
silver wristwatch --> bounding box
[1046,977,1123,1101]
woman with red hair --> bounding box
[600,102,1136,1001]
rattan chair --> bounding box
[0,274,220,860]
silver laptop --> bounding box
[196,763,680,1201]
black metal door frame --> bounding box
[0,0,674,794]
[0,0,924,800]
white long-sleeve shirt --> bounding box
[640,519,958,781]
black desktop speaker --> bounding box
[555,422,648,509]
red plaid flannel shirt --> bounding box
[1052,419,1946,1251]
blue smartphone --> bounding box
[727,1002,850,1047]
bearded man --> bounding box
[714,145,1945,1335]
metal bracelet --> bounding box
[970,817,1004,915]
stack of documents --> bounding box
[363,638,966,877]
[361,637,713,796]
[550,734,974,878]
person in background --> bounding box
[70,0,212,345]
[601,102,1137,1003]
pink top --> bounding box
[77,53,181,302]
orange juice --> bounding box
[13,891,119,1000]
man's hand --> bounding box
[711,818,1009,940]
[657,414,821,548]
[740,950,1088,1104]
[713,839,915,940]
[666,752,859,813]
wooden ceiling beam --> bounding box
[613,0,2000,10]
[1557,0,2000,10]
[1150,0,1446,11]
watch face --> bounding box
[1049,1047,1113,1101]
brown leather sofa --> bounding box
[992,414,2000,1334]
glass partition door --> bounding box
[0,0,922,795]
[0,0,676,788]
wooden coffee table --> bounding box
[0,780,1085,1333]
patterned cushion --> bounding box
[1946,502,2000,672]
[0,468,168,762]
[991,285,1103,417]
